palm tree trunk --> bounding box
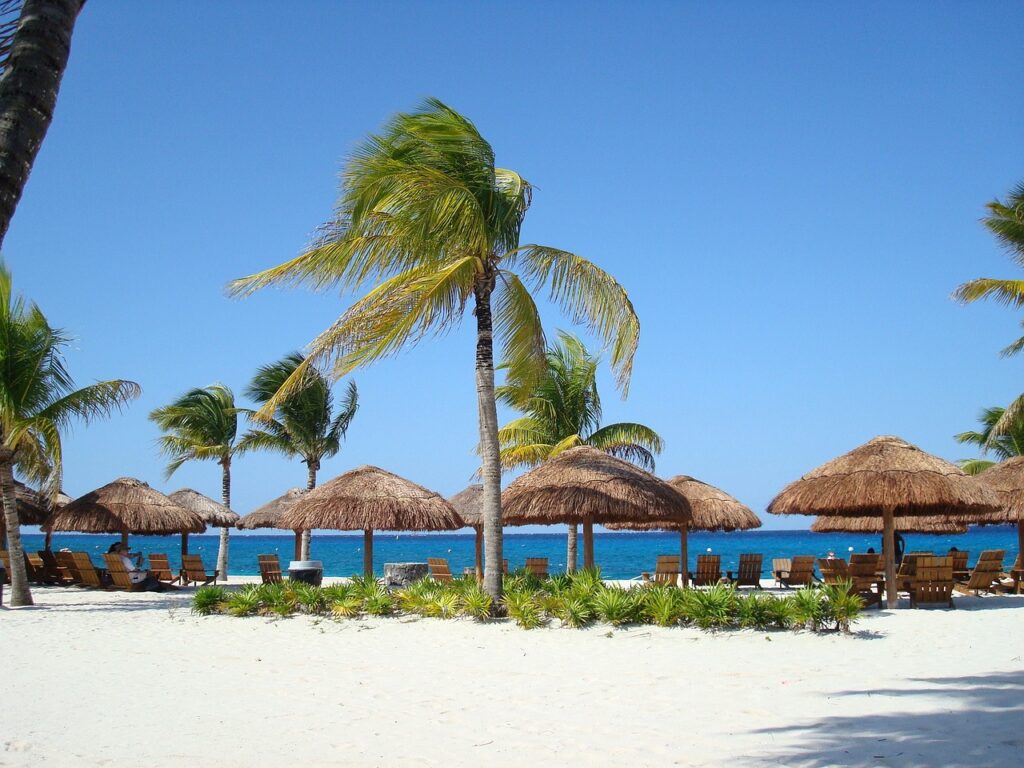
[301,462,317,560]
[0,451,32,605]
[566,524,578,573]
[473,277,503,606]
[218,457,231,581]
[0,0,85,249]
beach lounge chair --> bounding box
[818,558,849,585]
[148,553,180,585]
[728,553,763,589]
[24,552,58,585]
[428,557,453,583]
[909,556,954,608]
[103,553,145,592]
[949,550,969,581]
[848,555,883,608]
[180,554,218,586]
[772,558,791,588]
[71,552,107,588]
[954,549,1005,596]
[0,551,10,584]
[689,554,722,587]
[256,554,282,584]
[524,558,549,578]
[55,550,80,584]
[1000,554,1022,594]
[642,555,681,586]
[38,550,73,584]
[778,556,816,588]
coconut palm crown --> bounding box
[0,262,140,605]
[229,99,640,602]
[955,405,1024,475]
[239,352,359,558]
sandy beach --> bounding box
[3,584,1022,768]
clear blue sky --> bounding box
[5,1,1024,531]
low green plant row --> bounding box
[192,570,863,633]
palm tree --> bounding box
[230,99,639,603]
[955,406,1024,474]
[239,352,359,559]
[0,0,86,248]
[0,263,140,605]
[497,331,663,570]
[149,385,242,580]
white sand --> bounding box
[3,585,1023,768]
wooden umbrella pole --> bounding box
[679,525,689,588]
[883,506,898,609]
[363,528,373,576]
[293,530,301,561]
[181,531,189,557]
[474,527,483,582]
[44,529,53,552]
[582,519,594,570]
[120,530,129,548]
[1018,522,1023,567]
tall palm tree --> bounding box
[230,99,639,603]
[955,405,1024,475]
[239,352,359,559]
[0,0,86,248]
[0,262,140,605]
[497,331,663,570]
[149,385,242,580]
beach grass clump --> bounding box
[789,586,825,631]
[457,582,493,621]
[681,584,738,630]
[592,585,642,626]
[223,585,263,617]
[504,589,547,629]
[192,585,227,615]
[818,581,864,632]
[736,592,780,630]
[640,585,686,627]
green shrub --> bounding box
[330,593,363,618]
[684,584,738,630]
[223,585,262,617]
[593,586,640,626]
[423,589,459,619]
[736,592,778,630]
[458,584,493,621]
[543,593,595,628]
[820,581,864,632]
[364,591,394,616]
[192,585,226,615]
[765,594,796,629]
[641,586,684,627]
[292,582,327,613]
[790,587,825,631]
[504,590,545,629]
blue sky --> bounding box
[5,1,1024,531]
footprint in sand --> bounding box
[3,740,33,752]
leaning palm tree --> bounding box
[230,99,639,603]
[955,405,1024,475]
[0,263,140,605]
[239,352,359,559]
[497,331,662,570]
[149,385,242,580]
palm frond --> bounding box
[953,278,1024,308]
[958,458,996,476]
[493,270,546,390]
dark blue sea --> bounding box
[20,526,1021,579]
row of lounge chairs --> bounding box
[0,550,219,589]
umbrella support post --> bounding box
[293,531,301,561]
[121,530,129,549]
[680,526,689,588]
[475,527,483,582]
[582,520,594,571]
[363,529,373,576]
[181,532,189,557]
[883,506,898,609]
[44,530,52,552]
[1018,522,1023,568]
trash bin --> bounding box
[287,560,323,586]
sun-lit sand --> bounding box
[3,583,1023,767]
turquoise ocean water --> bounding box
[20,526,1021,580]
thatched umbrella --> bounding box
[0,481,71,550]
[768,435,999,608]
[810,514,968,534]
[281,466,462,576]
[236,488,307,561]
[969,457,1024,559]
[449,484,484,580]
[169,488,240,557]
[606,475,759,585]
[502,447,691,570]
[43,477,206,549]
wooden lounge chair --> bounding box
[255,554,282,584]
[103,553,145,592]
[689,554,722,587]
[949,550,969,581]
[24,552,57,585]
[778,556,816,588]
[71,552,107,588]
[148,553,180,585]
[849,555,883,608]
[55,551,81,584]
[0,550,10,584]
[1000,554,1022,594]
[524,557,549,578]
[772,558,791,588]
[38,550,74,584]
[642,555,681,586]
[728,553,763,589]
[909,555,954,608]
[180,554,218,586]
[428,557,453,583]
[896,554,922,592]
[954,549,1005,596]
[818,558,849,585]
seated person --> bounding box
[109,543,176,592]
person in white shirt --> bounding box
[107,543,175,592]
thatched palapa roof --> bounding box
[44,477,205,535]
[169,488,240,528]
[448,484,483,528]
[768,436,999,518]
[970,457,1024,524]
[280,467,463,531]
[236,488,306,530]
[810,514,968,534]
[12,480,71,525]
[607,475,759,532]
[501,446,691,525]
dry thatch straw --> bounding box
[810,514,968,534]
[10,480,70,525]
[43,477,205,535]
[606,475,760,532]
[970,457,1024,524]
[767,435,999,517]
[281,466,462,532]
[168,488,239,528]
[236,488,307,531]
[448,484,483,528]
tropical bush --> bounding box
[192,571,862,634]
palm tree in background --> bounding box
[955,405,1024,475]
[149,385,242,580]
[497,331,663,570]
[955,181,1024,438]
[230,99,640,604]
[0,263,140,605]
[240,352,359,559]
[0,0,86,248]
